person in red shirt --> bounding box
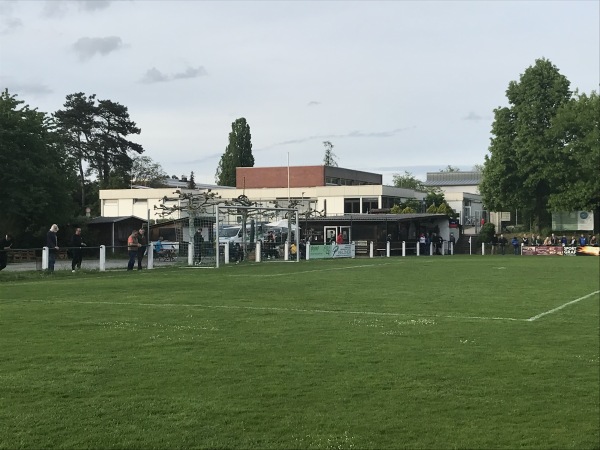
[336,232,344,245]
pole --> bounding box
[287,153,290,203]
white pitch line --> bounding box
[24,298,522,322]
[527,290,600,322]
[231,263,394,277]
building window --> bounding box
[362,198,378,213]
[344,198,360,214]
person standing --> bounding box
[336,231,343,245]
[137,228,147,270]
[0,233,13,271]
[579,234,587,246]
[498,234,508,255]
[490,234,498,255]
[127,229,140,271]
[511,236,520,255]
[194,228,204,265]
[70,228,86,272]
[46,224,59,272]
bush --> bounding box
[478,223,496,245]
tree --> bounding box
[91,99,144,186]
[53,92,97,208]
[440,165,460,172]
[55,93,144,196]
[392,171,424,190]
[424,188,445,208]
[480,58,572,229]
[187,171,196,189]
[0,90,77,238]
[215,118,254,186]
[546,91,600,212]
[131,155,168,187]
[322,141,338,167]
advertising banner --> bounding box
[535,246,563,256]
[521,246,564,256]
[576,246,600,256]
[563,246,577,256]
[309,244,355,259]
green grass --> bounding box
[1,256,599,449]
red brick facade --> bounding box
[236,166,382,189]
[236,166,325,189]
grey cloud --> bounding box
[72,36,124,61]
[173,66,208,79]
[0,16,22,35]
[42,0,112,17]
[78,0,112,13]
[463,112,490,121]
[141,67,170,84]
[141,66,207,83]
[42,1,69,18]
[1,78,53,96]
[307,101,321,106]
[256,126,415,152]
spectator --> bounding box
[490,234,498,255]
[137,228,147,270]
[569,236,577,246]
[154,236,164,258]
[579,234,587,246]
[498,234,507,255]
[0,233,13,271]
[521,234,529,246]
[590,235,598,246]
[127,229,140,271]
[70,227,86,272]
[336,232,343,245]
[46,224,59,272]
[419,233,426,255]
[194,228,204,265]
[543,236,552,246]
[511,236,519,255]
[560,235,568,246]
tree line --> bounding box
[393,58,598,230]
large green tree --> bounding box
[55,93,144,201]
[131,155,168,187]
[215,118,254,186]
[547,91,600,212]
[480,58,572,229]
[392,171,424,190]
[53,93,97,208]
[0,90,77,239]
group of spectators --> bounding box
[520,233,597,247]
[490,232,599,256]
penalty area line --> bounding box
[24,298,522,321]
[527,290,600,322]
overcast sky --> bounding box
[1,0,598,185]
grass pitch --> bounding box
[1,256,599,449]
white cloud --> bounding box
[140,66,208,83]
[72,36,124,61]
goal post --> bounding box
[216,204,299,266]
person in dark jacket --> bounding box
[70,228,86,272]
[46,224,59,272]
[0,233,13,271]
[137,228,147,270]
